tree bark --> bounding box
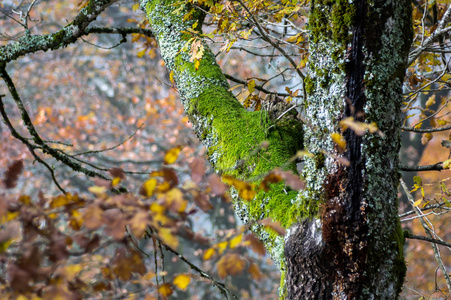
[143,0,413,299]
[286,1,413,299]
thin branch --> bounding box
[145,228,238,300]
[0,94,66,193]
[0,65,108,180]
[225,73,293,97]
[0,0,117,63]
[408,5,451,65]
[233,0,306,101]
[401,123,451,133]
[400,162,444,172]
[401,177,451,292]
[84,26,154,37]
[400,202,450,218]
[405,232,451,248]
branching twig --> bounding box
[233,0,307,101]
[0,65,109,180]
[145,228,238,300]
[401,177,451,292]
[0,94,66,193]
[408,5,451,65]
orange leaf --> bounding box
[244,234,266,256]
[216,254,246,279]
[158,283,173,296]
[248,262,263,281]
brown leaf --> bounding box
[216,254,246,279]
[3,160,24,189]
[208,174,227,195]
[189,157,206,183]
[259,218,286,236]
[260,173,282,191]
[83,205,104,230]
[248,262,264,281]
[109,168,125,179]
[275,170,305,191]
[85,234,100,253]
[112,248,146,281]
[129,211,150,237]
[193,190,213,212]
[161,167,179,188]
[104,209,127,240]
[244,234,266,256]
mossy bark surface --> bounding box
[143,0,412,298]
[284,0,412,299]
[142,0,304,267]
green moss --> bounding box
[391,219,407,295]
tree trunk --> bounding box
[285,1,413,299]
[142,0,413,298]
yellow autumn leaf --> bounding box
[111,177,121,187]
[88,186,107,195]
[49,195,70,208]
[158,228,179,249]
[194,59,200,70]
[286,33,300,42]
[239,187,256,201]
[443,159,451,169]
[132,3,140,11]
[425,94,436,108]
[164,146,182,164]
[169,70,175,84]
[142,178,157,197]
[229,233,242,248]
[65,264,83,281]
[203,248,215,260]
[216,254,246,279]
[158,283,173,296]
[217,241,228,254]
[150,202,166,214]
[413,199,422,207]
[331,133,347,150]
[247,79,256,94]
[173,274,191,290]
[137,49,146,58]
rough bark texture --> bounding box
[142,0,303,267]
[143,0,412,298]
[285,0,413,299]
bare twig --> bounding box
[401,177,451,292]
[0,94,66,193]
[405,232,451,248]
[400,162,444,172]
[0,65,108,180]
[145,228,238,300]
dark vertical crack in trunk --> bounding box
[323,0,369,298]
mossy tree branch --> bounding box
[141,0,304,268]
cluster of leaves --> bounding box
[0,141,296,298]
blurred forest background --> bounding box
[1,0,451,299]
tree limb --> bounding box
[0,0,117,63]
[399,162,444,172]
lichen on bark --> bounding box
[142,0,304,269]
